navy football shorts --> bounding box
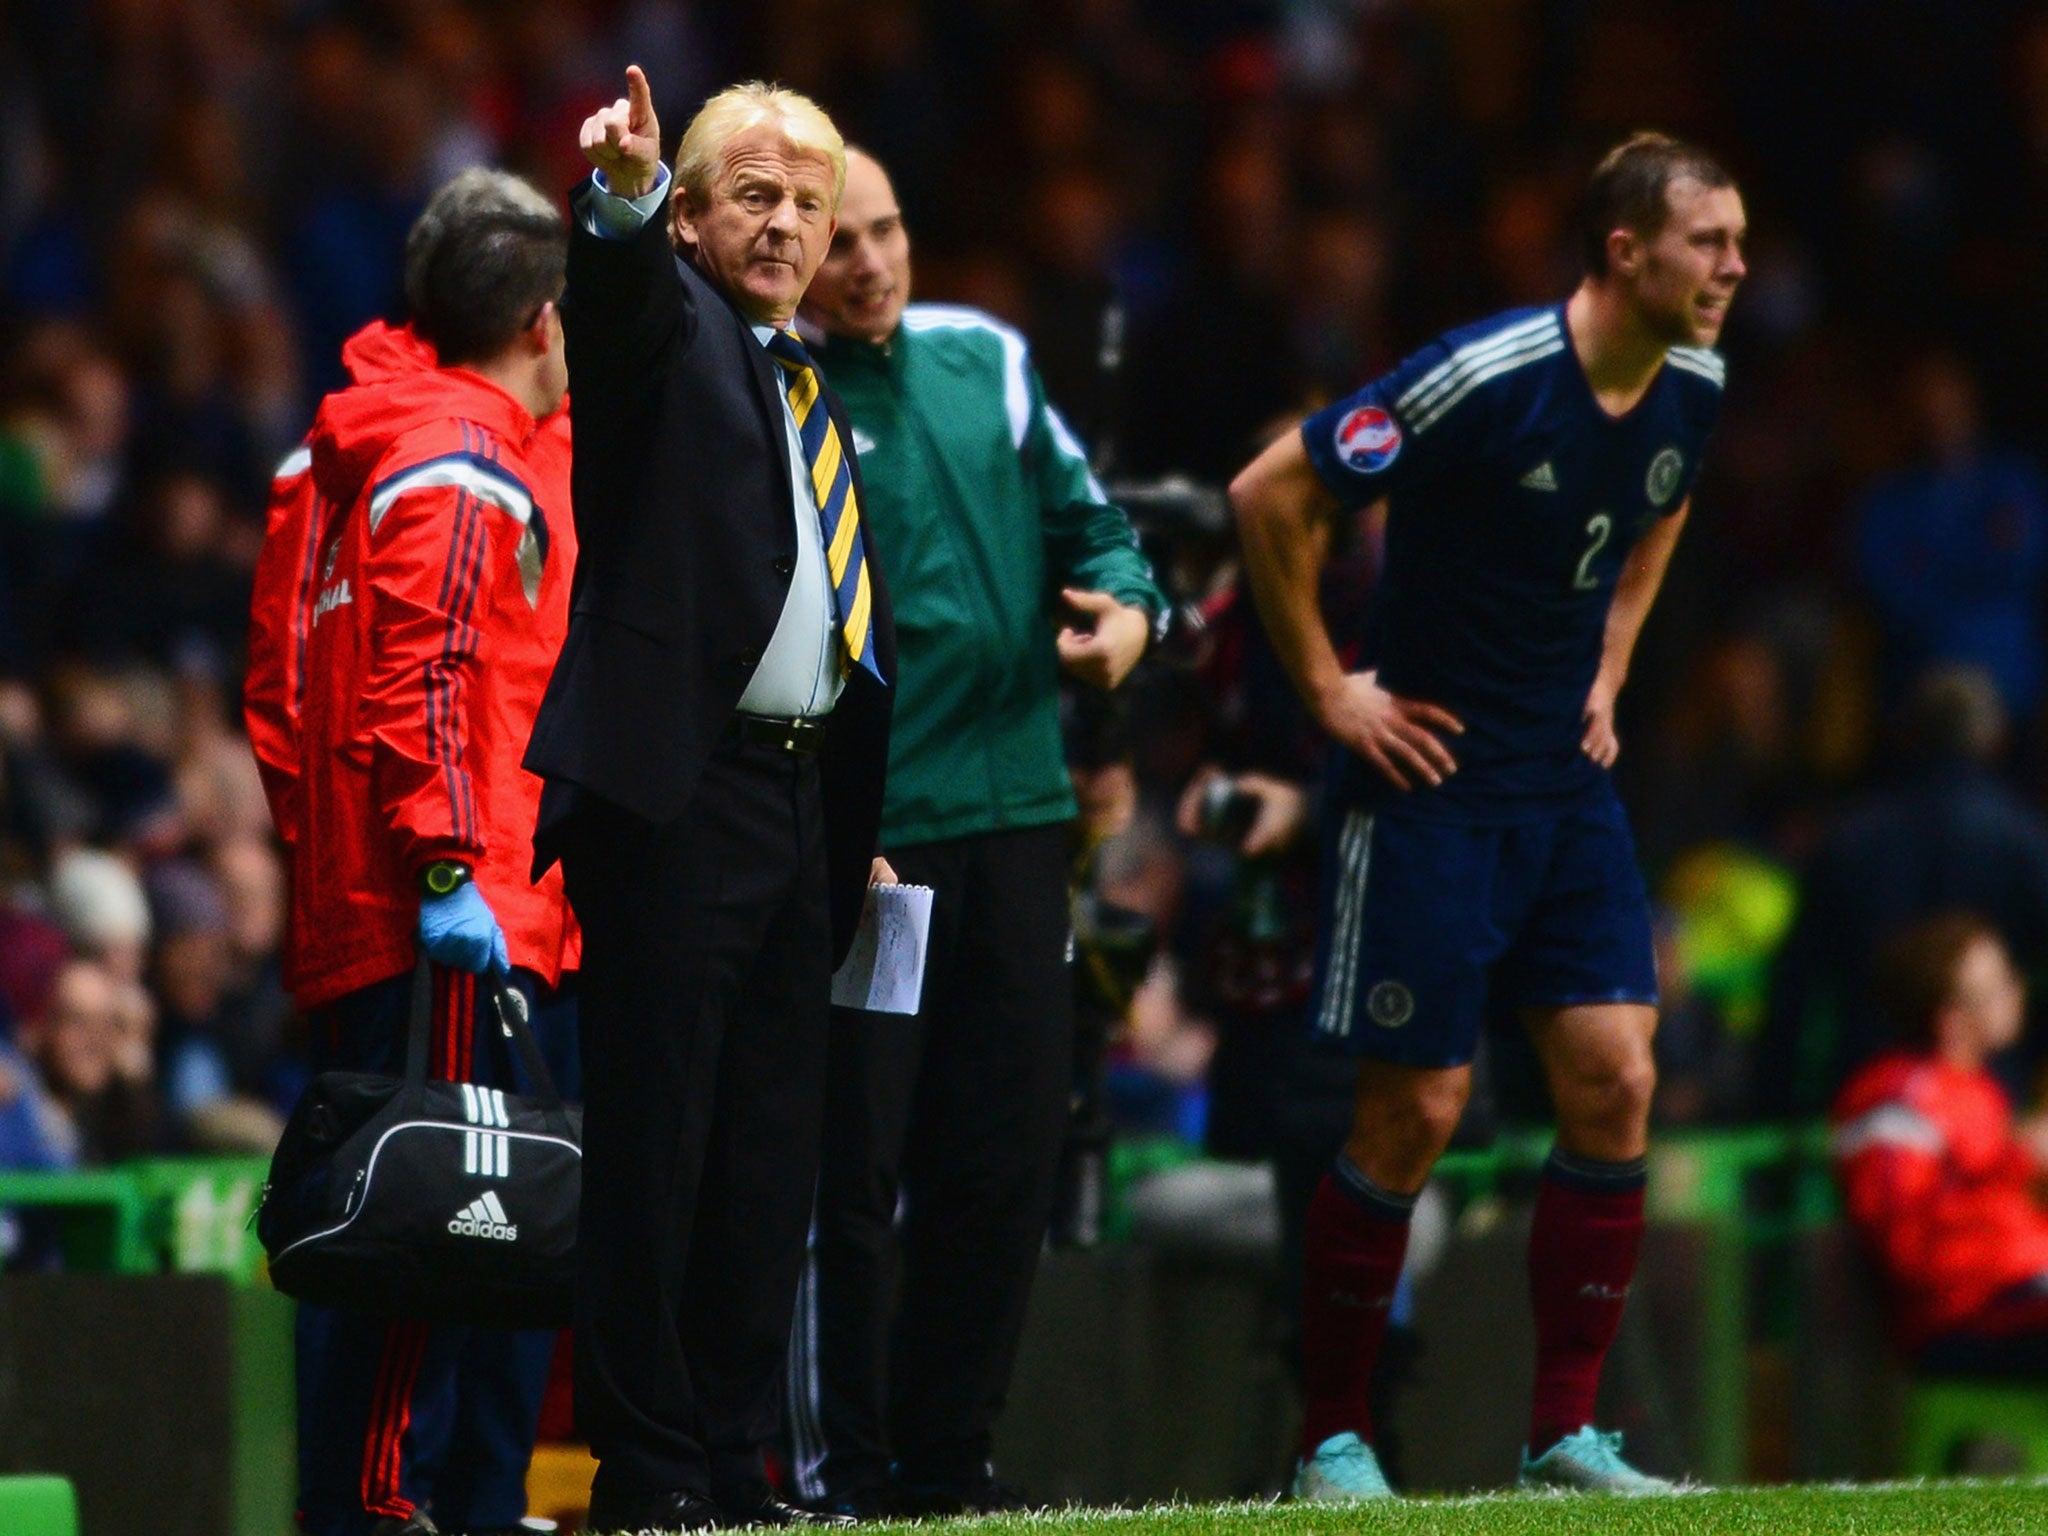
[1307,781,1658,1066]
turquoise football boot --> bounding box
[1291,1431,1395,1502]
[1518,1426,1677,1494]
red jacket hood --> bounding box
[342,318,437,386]
[311,319,543,512]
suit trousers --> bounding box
[295,965,573,1536]
[562,736,834,1500]
[788,821,1075,1496]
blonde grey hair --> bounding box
[403,168,562,315]
[673,82,846,209]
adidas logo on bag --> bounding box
[1520,461,1559,491]
[448,1189,519,1242]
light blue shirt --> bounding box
[585,167,843,718]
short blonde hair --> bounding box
[673,82,846,209]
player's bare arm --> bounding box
[581,64,663,198]
[1581,498,1690,767]
[1231,428,1463,791]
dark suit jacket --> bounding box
[525,183,896,964]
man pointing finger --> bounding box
[525,69,896,1534]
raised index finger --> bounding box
[625,64,654,124]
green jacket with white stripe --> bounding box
[811,303,1163,848]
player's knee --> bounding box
[1410,1071,1472,1144]
[1563,1045,1656,1136]
[1619,1049,1657,1113]
[1601,1058,1657,1139]
[1346,1073,1467,1188]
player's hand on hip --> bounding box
[1580,674,1621,768]
[1323,669,1463,791]
[1057,589,1151,690]
[580,64,663,199]
[419,883,512,976]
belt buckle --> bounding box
[735,713,820,754]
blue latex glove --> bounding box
[418,882,511,976]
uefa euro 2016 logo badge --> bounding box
[1335,406,1403,473]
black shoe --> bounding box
[894,1474,1036,1518]
[714,1481,855,1527]
[370,1516,439,1536]
[584,1486,722,1533]
[807,1483,898,1522]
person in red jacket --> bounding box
[1832,912,2048,1371]
[250,168,579,1536]
[248,323,456,991]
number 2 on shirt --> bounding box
[1573,512,1612,591]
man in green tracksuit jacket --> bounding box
[787,148,1164,1517]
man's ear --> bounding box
[1607,226,1641,279]
[528,300,558,353]
[669,192,698,255]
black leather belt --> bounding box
[728,713,827,754]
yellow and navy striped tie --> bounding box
[764,329,883,682]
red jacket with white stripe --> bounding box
[286,320,579,1009]
[1831,1051,2048,1350]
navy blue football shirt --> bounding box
[1302,304,1724,820]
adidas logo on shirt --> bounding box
[448,1189,519,1242]
[1520,461,1559,491]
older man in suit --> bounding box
[525,66,894,1533]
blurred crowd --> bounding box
[9,0,2048,1202]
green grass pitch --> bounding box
[850,1482,2048,1536]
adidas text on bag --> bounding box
[450,1190,519,1242]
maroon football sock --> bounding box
[1527,1150,1647,1455]
[1299,1158,1415,1455]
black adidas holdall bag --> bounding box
[258,965,581,1328]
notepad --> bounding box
[829,882,935,1015]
